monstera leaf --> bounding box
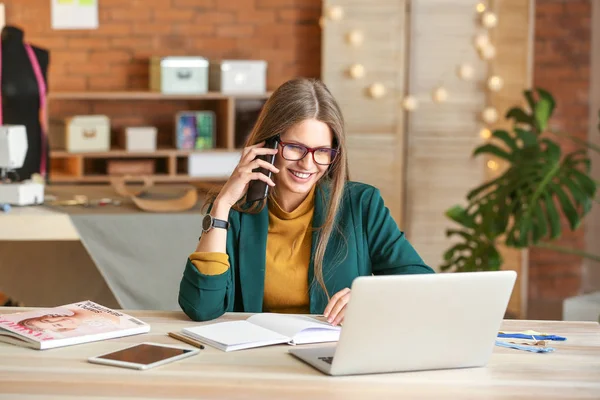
[441,226,502,272]
[506,88,555,134]
[441,89,598,272]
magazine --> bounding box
[0,300,150,350]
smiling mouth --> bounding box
[289,169,314,179]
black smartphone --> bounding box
[246,136,279,203]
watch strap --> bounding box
[212,218,229,230]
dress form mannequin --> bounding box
[0,25,50,181]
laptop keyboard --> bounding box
[318,356,334,365]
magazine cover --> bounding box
[0,300,150,350]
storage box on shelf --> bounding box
[47,91,269,183]
[122,126,158,152]
[209,60,267,94]
[150,56,209,95]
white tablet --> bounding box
[88,342,199,370]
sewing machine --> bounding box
[0,125,44,206]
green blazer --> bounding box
[179,181,434,321]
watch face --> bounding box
[202,215,212,231]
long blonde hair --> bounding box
[211,78,349,298]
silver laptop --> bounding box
[289,270,516,376]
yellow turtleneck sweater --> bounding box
[189,187,315,314]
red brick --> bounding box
[237,10,277,24]
[110,9,151,21]
[127,77,150,90]
[238,37,277,51]
[132,23,173,35]
[67,63,111,76]
[190,37,238,53]
[537,275,582,299]
[217,0,256,11]
[216,24,255,37]
[51,50,90,65]
[535,23,569,39]
[89,50,132,64]
[195,11,236,24]
[26,36,68,49]
[581,16,591,29]
[157,35,189,50]
[99,9,112,22]
[172,24,215,36]
[68,37,113,49]
[530,0,592,319]
[257,0,296,7]
[96,23,133,36]
[49,76,88,92]
[50,102,94,117]
[173,0,216,8]
[537,2,564,15]
[111,37,154,50]
[565,1,591,15]
[88,75,131,91]
[97,0,128,6]
[153,9,195,21]
[256,48,295,63]
[255,23,295,38]
[278,8,321,22]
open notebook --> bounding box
[181,314,341,352]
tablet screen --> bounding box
[96,343,194,365]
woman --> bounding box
[179,78,433,325]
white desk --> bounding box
[0,205,79,241]
[0,310,599,399]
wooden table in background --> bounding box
[0,310,599,399]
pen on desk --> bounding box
[168,332,205,349]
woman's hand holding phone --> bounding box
[214,142,279,210]
[197,142,278,253]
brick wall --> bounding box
[529,0,592,319]
[2,0,322,91]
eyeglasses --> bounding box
[278,139,339,166]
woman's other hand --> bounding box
[323,288,351,326]
[215,142,279,208]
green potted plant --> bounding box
[440,89,599,273]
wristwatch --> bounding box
[201,214,229,234]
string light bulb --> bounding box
[346,30,364,46]
[319,16,325,28]
[476,2,486,13]
[487,75,504,91]
[348,64,365,79]
[482,107,499,124]
[487,160,499,170]
[402,95,419,111]
[482,11,498,28]
[457,63,474,80]
[474,34,489,50]
[327,5,344,21]
[368,83,386,99]
[480,128,492,139]
[432,86,449,103]
[479,44,496,60]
